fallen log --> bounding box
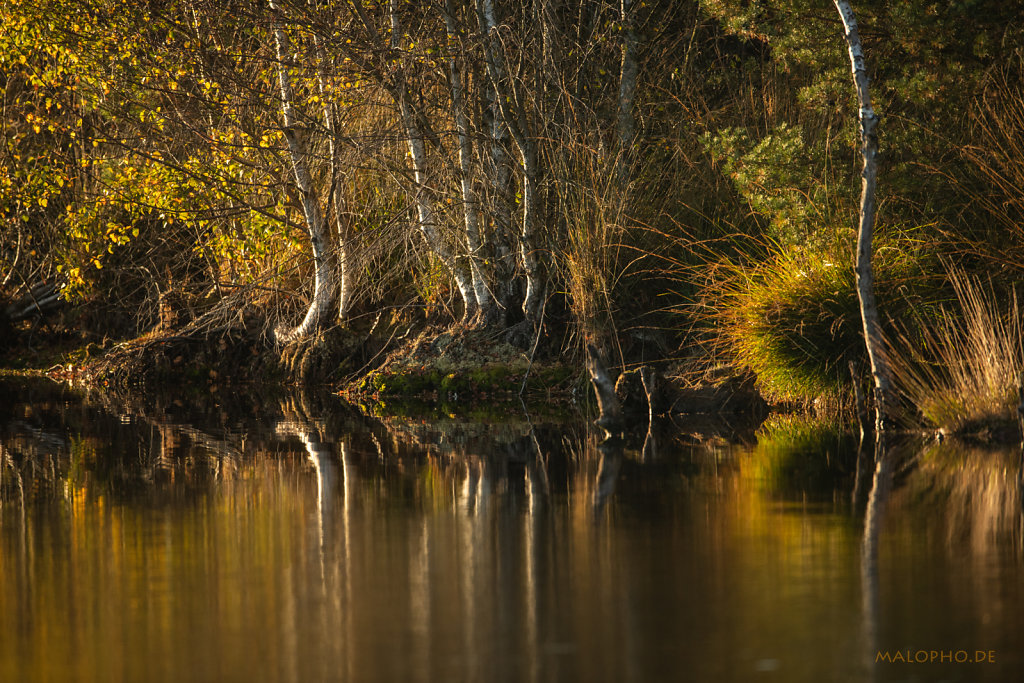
[3,279,65,322]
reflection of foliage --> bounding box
[745,414,856,495]
[899,441,1022,555]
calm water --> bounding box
[1,377,1023,682]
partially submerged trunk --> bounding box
[585,344,624,437]
[834,0,894,430]
[269,0,335,344]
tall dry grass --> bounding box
[891,268,1024,433]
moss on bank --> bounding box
[346,327,583,402]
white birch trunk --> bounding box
[834,0,894,429]
[487,82,517,320]
[444,0,495,323]
[269,0,335,344]
[476,0,544,328]
[389,0,477,321]
[309,11,352,321]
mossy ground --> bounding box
[345,327,585,407]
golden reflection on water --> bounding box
[2,386,1024,682]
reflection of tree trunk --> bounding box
[409,518,432,676]
[154,422,179,483]
[851,427,874,512]
[275,407,338,561]
[861,435,893,680]
[339,440,356,683]
[527,424,550,500]
[523,440,543,683]
[641,423,658,463]
[1,443,29,625]
[594,440,623,514]
[456,455,487,682]
[308,435,338,552]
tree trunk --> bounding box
[485,81,517,322]
[308,6,352,322]
[444,0,495,324]
[388,0,477,321]
[475,0,544,329]
[269,0,334,344]
[585,344,624,437]
[834,0,894,430]
[617,0,639,171]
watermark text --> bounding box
[876,650,995,664]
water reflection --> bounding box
[2,378,1024,682]
[859,435,895,682]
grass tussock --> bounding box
[716,248,864,402]
[892,269,1024,433]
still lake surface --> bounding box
[1,376,1023,682]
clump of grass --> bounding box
[714,237,939,403]
[717,248,865,401]
[891,269,1023,433]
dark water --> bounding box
[2,378,1023,682]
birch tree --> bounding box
[269,0,335,344]
[308,2,353,321]
[389,0,478,320]
[475,0,545,330]
[833,0,894,429]
[483,80,518,323]
[444,0,496,324]
[346,0,478,321]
